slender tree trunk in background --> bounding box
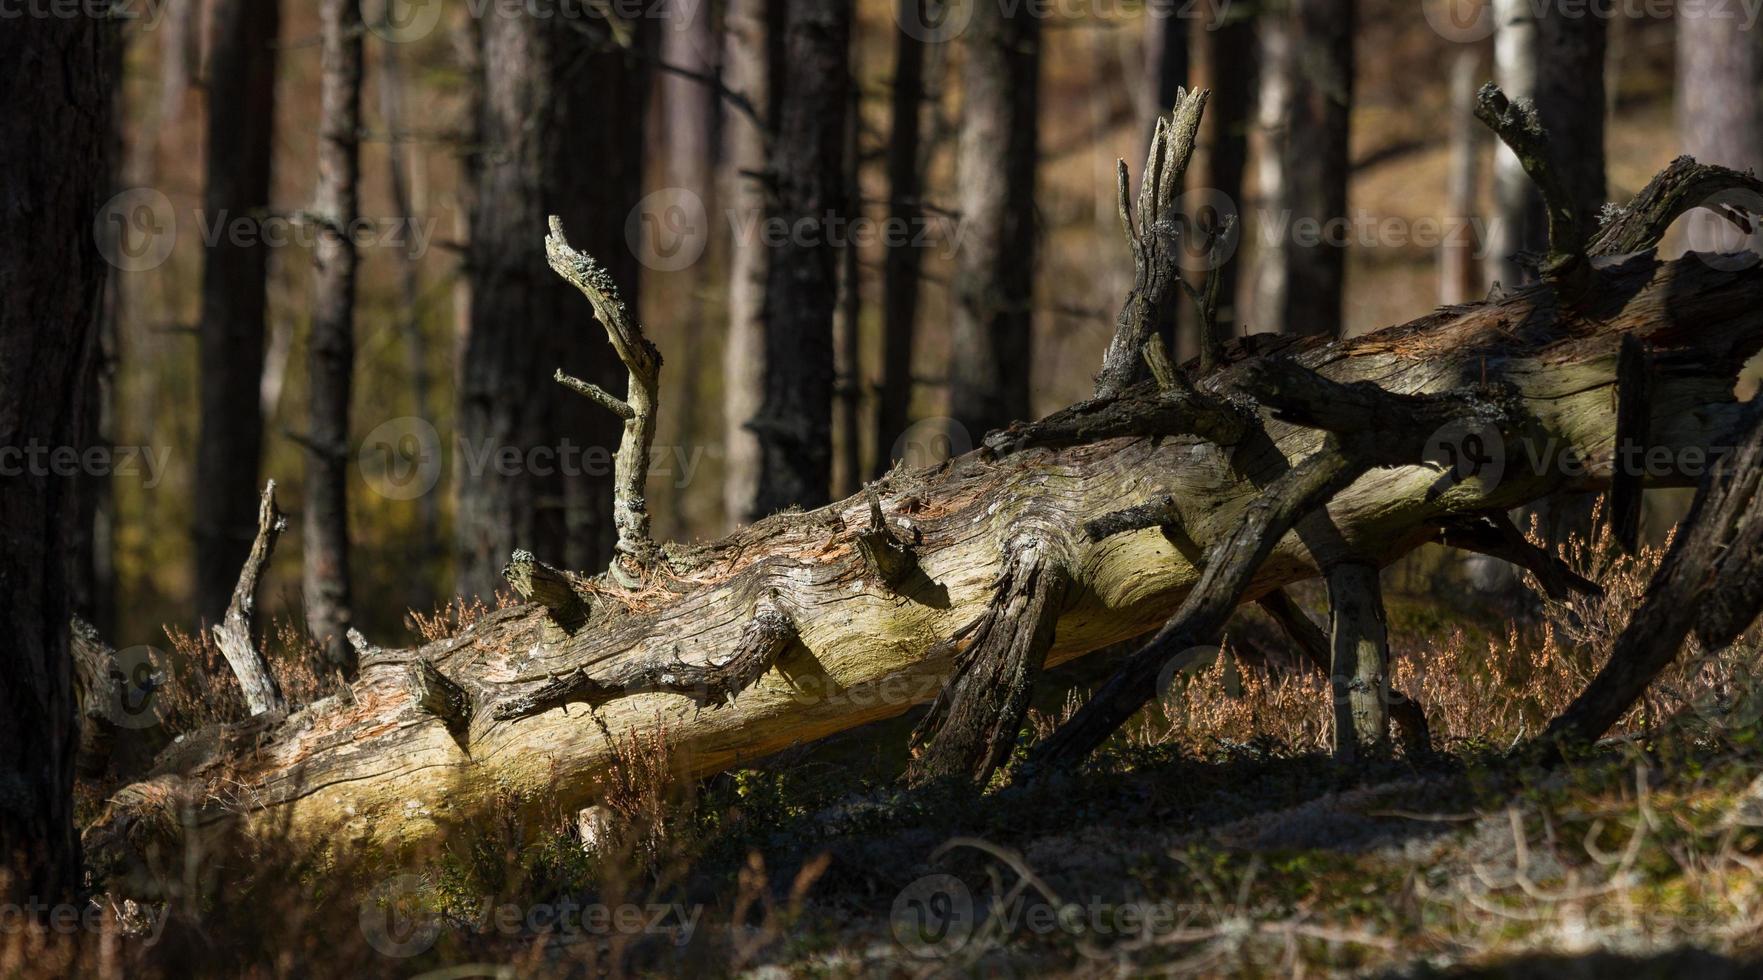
[1677,6,1763,252]
[377,21,441,590]
[1486,0,1543,293]
[1534,7,1606,233]
[1142,0,1190,156]
[721,0,773,525]
[0,13,114,905]
[1441,49,1482,305]
[1186,0,1253,350]
[948,0,1040,439]
[1250,8,1292,332]
[304,0,363,674]
[750,0,851,518]
[456,14,645,598]
[1281,0,1354,338]
[874,0,927,478]
[658,0,716,533]
[836,73,864,497]
[195,0,280,622]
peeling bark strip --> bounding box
[84,157,1763,868]
[908,529,1073,784]
[212,482,288,717]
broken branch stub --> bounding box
[1473,83,1585,277]
[545,216,662,585]
[211,481,288,717]
[1096,88,1210,397]
[1325,562,1391,762]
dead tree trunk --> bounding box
[0,13,115,904]
[195,0,281,622]
[948,0,1040,438]
[874,0,928,478]
[84,116,1763,878]
[303,0,364,674]
[751,0,851,517]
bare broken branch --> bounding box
[1437,511,1602,602]
[854,487,917,589]
[546,215,662,585]
[1096,88,1210,397]
[1473,82,1584,276]
[1589,156,1763,257]
[211,480,288,717]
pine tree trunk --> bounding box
[195,0,281,622]
[1485,0,1544,292]
[0,13,115,905]
[721,0,775,525]
[874,0,928,477]
[1187,1,1253,348]
[752,0,852,516]
[1441,49,1482,305]
[1282,0,1354,338]
[1677,7,1763,251]
[948,0,1040,438]
[304,0,364,673]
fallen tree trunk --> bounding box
[86,127,1763,879]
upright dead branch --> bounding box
[855,486,918,590]
[1255,591,1430,753]
[1324,562,1389,762]
[212,481,287,717]
[1542,404,1763,747]
[908,526,1073,784]
[1473,82,1585,277]
[1096,87,1210,397]
[502,548,589,628]
[545,216,662,586]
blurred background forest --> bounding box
[88,0,1755,660]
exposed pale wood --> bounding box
[211,481,288,717]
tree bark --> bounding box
[948,0,1040,438]
[1485,0,1544,292]
[875,0,928,478]
[720,0,774,525]
[304,0,364,674]
[1250,9,1292,331]
[195,0,281,622]
[455,13,645,597]
[87,234,1763,869]
[1677,4,1763,252]
[1185,1,1253,350]
[751,0,851,517]
[1441,49,1482,305]
[1281,0,1354,338]
[1325,562,1389,761]
[0,13,115,904]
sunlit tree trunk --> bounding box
[874,0,928,477]
[721,0,774,525]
